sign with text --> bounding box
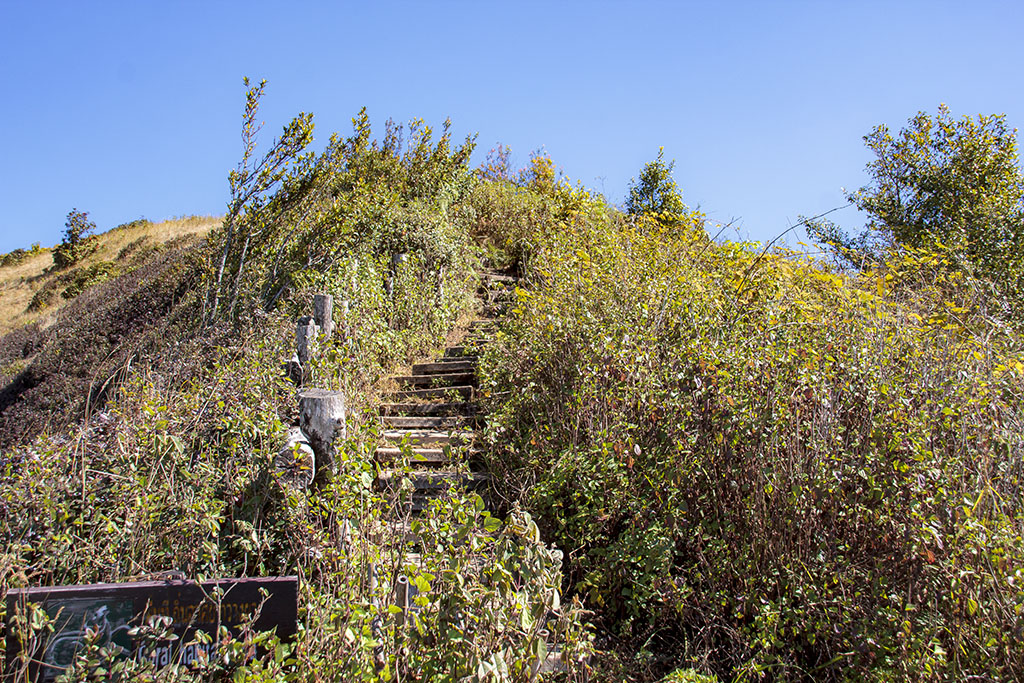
[4,576,297,682]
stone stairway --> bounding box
[375,271,517,516]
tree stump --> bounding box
[313,294,334,340]
[299,389,346,475]
[273,427,315,488]
[296,316,319,365]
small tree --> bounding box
[53,208,97,269]
[204,78,315,323]
[841,105,1024,298]
[626,148,687,221]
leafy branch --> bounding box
[205,78,314,323]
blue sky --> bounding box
[1,1,1022,254]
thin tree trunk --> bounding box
[227,230,252,319]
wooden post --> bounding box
[338,299,350,340]
[273,427,315,488]
[298,389,345,475]
[282,354,303,387]
[395,575,410,626]
[313,294,334,340]
[384,253,407,299]
[296,316,319,365]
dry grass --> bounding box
[0,215,220,336]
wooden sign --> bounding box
[4,576,297,682]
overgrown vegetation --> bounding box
[477,144,1024,679]
[2,93,1022,681]
[0,82,593,681]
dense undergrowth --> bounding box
[477,175,1024,680]
[2,88,1022,681]
[0,99,592,681]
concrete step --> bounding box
[412,360,476,375]
[382,429,475,445]
[381,415,476,429]
[390,385,474,401]
[394,372,475,388]
[379,402,475,416]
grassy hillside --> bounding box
[0,215,218,337]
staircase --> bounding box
[375,271,517,516]
[373,271,570,674]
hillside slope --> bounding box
[1,104,1022,680]
[0,215,217,337]
[0,110,596,681]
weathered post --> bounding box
[337,299,350,340]
[384,253,408,299]
[283,354,303,387]
[273,427,316,488]
[298,389,345,475]
[395,574,411,626]
[296,316,319,365]
[313,294,334,340]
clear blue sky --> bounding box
[2,1,1022,254]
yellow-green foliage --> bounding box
[479,183,1024,680]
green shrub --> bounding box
[1,248,27,267]
[479,190,1024,680]
[26,281,60,311]
[112,217,151,232]
[52,209,98,269]
[116,235,152,261]
[60,261,120,300]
